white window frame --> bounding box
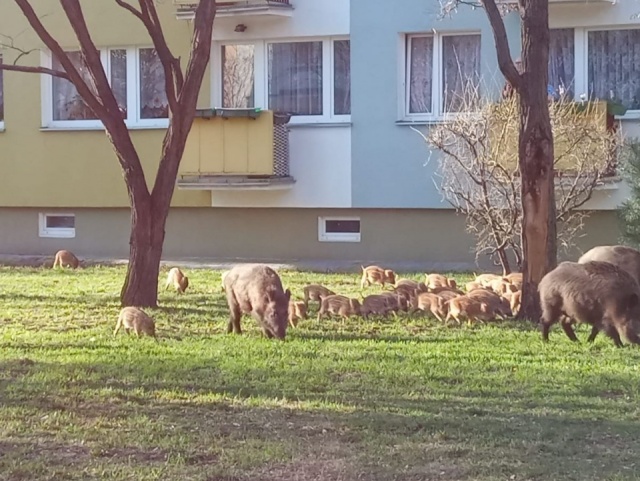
[0,53,5,131]
[213,37,351,125]
[550,25,640,119]
[402,31,482,122]
[38,213,76,239]
[41,48,170,130]
[318,216,361,243]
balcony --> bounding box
[177,109,295,191]
[174,0,294,21]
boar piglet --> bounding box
[360,265,396,289]
[538,260,640,347]
[223,264,291,340]
[288,301,308,328]
[445,296,495,326]
[317,295,361,321]
[303,284,336,308]
[53,250,80,269]
[361,294,396,319]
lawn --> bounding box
[1,265,640,481]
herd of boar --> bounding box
[48,244,640,347]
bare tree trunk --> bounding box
[516,0,556,321]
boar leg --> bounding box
[262,326,274,339]
[560,321,579,342]
[540,302,562,342]
[601,321,623,347]
[586,325,600,343]
[618,323,640,346]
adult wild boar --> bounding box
[538,261,640,347]
[578,245,640,287]
[223,264,291,340]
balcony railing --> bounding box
[174,0,294,20]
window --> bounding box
[39,213,76,239]
[547,27,640,114]
[217,38,350,123]
[0,54,4,128]
[405,33,481,119]
[43,47,168,129]
[318,216,361,243]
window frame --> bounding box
[403,31,482,122]
[0,53,5,131]
[213,36,351,125]
[317,216,361,243]
[550,25,640,119]
[41,47,170,130]
[38,212,76,239]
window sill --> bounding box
[40,124,169,132]
[0,123,5,133]
[288,121,352,128]
[616,111,640,121]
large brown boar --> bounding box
[317,295,361,321]
[538,261,640,347]
[223,264,291,340]
[578,245,640,287]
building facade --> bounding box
[0,0,636,269]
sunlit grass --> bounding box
[1,265,640,480]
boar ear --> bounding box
[627,293,639,310]
[285,289,291,301]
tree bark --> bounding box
[516,0,557,321]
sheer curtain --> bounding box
[408,36,433,114]
[268,41,323,116]
[334,40,351,115]
[442,34,481,113]
[110,50,128,118]
[222,44,255,108]
[548,28,575,99]
[588,29,640,110]
[0,55,4,121]
[139,48,169,119]
[52,51,98,121]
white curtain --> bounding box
[110,49,128,118]
[408,36,433,114]
[442,34,481,113]
[588,29,640,110]
[139,48,169,119]
[334,40,351,115]
[0,55,4,121]
[52,51,98,121]
[222,44,255,108]
[549,28,575,99]
[268,41,323,116]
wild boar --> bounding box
[505,272,523,290]
[360,265,396,289]
[223,264,291,340]
[165,267,189,294]
[474,273,503,288]
[466,288,510,319]
[425,273,457,290]
[489,277,518,296]
[509,290,522,317]
[465,281,483,292]
[392,284,420,311]
[394,278,428,293]
[114,307,157,341]
[445,296,495,326]
[303,284,336,308]
[429,285,465,296]
[288,301,308,328]
[317,294,361,321]
[578,245,640,287]
[415,292,446,322]
[538,260,640,347]
[53,250,80,269]
[219,270,230,293]
[434,289,462,303]
[361,294,396,319]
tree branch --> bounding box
[114,0,144,22]
[481,0,521,90]
[0,63,69,79]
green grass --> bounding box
[1,265,640,481]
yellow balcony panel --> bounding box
[178,108,295,191]
[174,0,294,21]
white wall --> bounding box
[210,125,352,208]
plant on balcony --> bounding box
[0,0,216,307]
[419,86,619,276]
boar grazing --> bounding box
[415,292,446,322]
[53,250,80,269]
[223,264,291,340]
[538,261,640,347]
[425,273,457,290]
[288,301,308,328]
[360,265,396,289]
[303,284,336,308]
[578,245,640,287]
[317,294,361,321]
[361,294,396,319]
[165,267,189,294]
[114,307,157,341]
[445,296,495,326]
